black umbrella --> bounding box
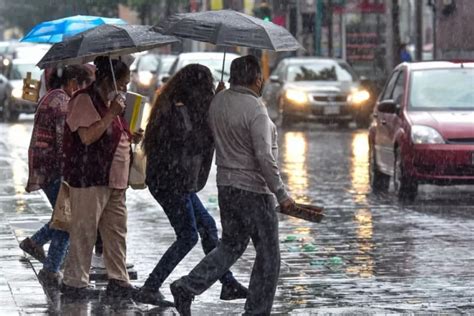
[37,24,180,90]
[156,9,302,81]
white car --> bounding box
[2,59,43,122]
[166,52,240,86]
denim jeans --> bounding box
[144,187,236,290]
[30,178,69,273]
[178,186,280,315]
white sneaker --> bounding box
[91,253,134,269]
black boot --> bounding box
[60,282,101,299]
[106,279,139,299]
[133,285,174,306]
[170,280,194,316]
[220,280,248,300]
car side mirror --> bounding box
[161,76,169,83]
[377,100,400,114]
[269,75,282,84]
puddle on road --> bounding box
[282,131,310,204]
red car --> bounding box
[369,61,474,201]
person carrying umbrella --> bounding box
[170,55,295,315]
[135,64,247,306]
[59,56,142,299]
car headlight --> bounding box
[411,125,445,144]
[348,89,370,105]
[138,71,153,87]
[285,89,309,104]
[11,88,23,99]
[3,58,10,67]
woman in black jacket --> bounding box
[136,64,247,305]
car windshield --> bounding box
[287,61,357,82]
[181,57,236,82]
[138,55,160,72]
[409,68,474,110]
[10,63,42,80]
[160,57,176,74]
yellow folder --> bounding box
[124,92,145,132]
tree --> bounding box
[125,0,189,25]
[0,0,121,36]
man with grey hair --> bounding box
[170,55,295,315]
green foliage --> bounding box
[0,0,122,35]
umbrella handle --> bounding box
[109,55,118,93]
[221,48,226,83]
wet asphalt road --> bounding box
[1,116,474,315]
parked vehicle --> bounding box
[167,52,240,86]
[369,61,474,201]
[262,57,373,127]
[129,53,176,100]
[1,59,42,122]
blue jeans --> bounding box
[144,187,236,290]
[30,178,69,273]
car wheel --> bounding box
[369,147,390,193]
[3,98,19,123]
[393,147,418,201]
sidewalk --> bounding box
[0,127,257,315]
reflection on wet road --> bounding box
[276,124,474,313]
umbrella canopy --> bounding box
[156,9,302,52]
[37,24,180,69]
[21,15,127,43]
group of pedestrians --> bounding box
[21,54,294,315]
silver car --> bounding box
[262,57,372,127]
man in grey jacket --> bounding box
[170,55,295,316]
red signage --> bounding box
[333,0,385,14]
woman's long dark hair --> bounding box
[93,56,129,85]
[143,64,215,156]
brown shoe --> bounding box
[38,268,62,289]
[19,237,46,263]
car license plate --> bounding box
[324,106,340,115]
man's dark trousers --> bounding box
[178,186,281,315]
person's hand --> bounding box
[279,197,296,213]
[110,93,125,116]
[216,81,226,94]
[132,128,144,144]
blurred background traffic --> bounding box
[0,0,470,126]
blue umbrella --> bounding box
[21,15,127,43]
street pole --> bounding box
[432,4,437,60]
[315,0,323,56]
[296,0,302,56]
[327,0,333,57]
[341,13,346,60]
[415,0,423,61]
[385,0,394,71]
